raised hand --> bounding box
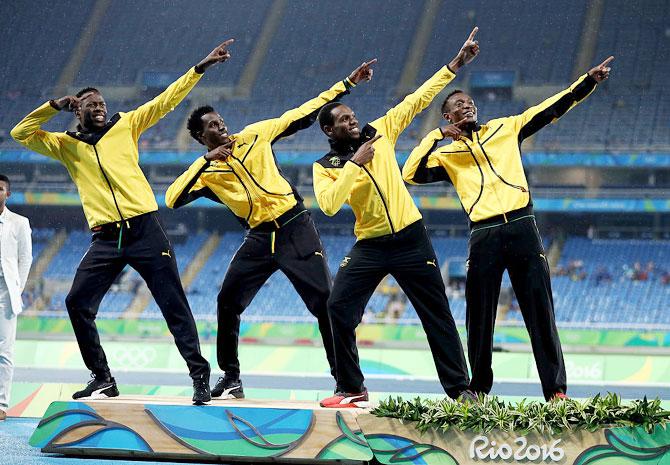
[440,117,468,140]
[52,96,79,112]
[348,59,377,85]
[351,134,382,166]
[588,56,614,83]
[448,27,480,72]
[196,39,235,73]
[204,140,234,162]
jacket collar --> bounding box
[327,123,378,155]
[66,113,121,145]
[328,137,361,156]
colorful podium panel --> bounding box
[30,397,373,463]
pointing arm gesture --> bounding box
[195,39,235,73]
[448,27,480,72]
[588,56,614,83]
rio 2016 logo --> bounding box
[469,435,565,462]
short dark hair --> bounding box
[318,102,344,131]
[0,174,9,190]
[187,105,216,144]
[75,87,101,98]
[441,89,465,114]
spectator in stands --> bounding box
[0,174,33,421]
[567,260,586,281]
[593,266,613,286]
[10,39,236,405]
[385,292,408,322]
[661,270,670,286]
[646,261,656,279]
[404,54,614,402]
[314,28,480,408]
[167,57,378,400]
[629,261,649,281]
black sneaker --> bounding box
[192,376,212,405]
[211,376,244,399]
[72,374,119,399]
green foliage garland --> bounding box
[371,393,670,435]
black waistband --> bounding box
[251,203,307,233]
[470,205,534,230]
[357,219,424,244]
[91,211,154,233]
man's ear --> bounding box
[442,112,452,123]
[323,125,334,138]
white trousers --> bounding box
[0,278,17,411]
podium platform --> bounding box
[29,396,670,464]
[29,396,373,463]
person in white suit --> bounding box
[0,174,32,420]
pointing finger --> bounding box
[365,58,378,67]
[366,134,382,145]
[599,56,614,68]
[454,117,469,127]
[467,26,479,42]
[220,38,235,48]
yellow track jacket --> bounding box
[10,67,203,229]
[313,66,456,240]
[403,74,598,223]
[165,79,355,228]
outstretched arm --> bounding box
[376,27,480,144]
[128,39,235,136]
[246,59,377,143]
[513,56,614,142]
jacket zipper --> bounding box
[361,166,395,234]
[476,132,528,194]
[231,154,293,197]
[93,145,125,222]
[227,164,254,223]
[462,143,485,217]
[93,145,127,248]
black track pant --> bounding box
[217,211,336,381]
[328,220,470,398]
[466,211,566,400]
[65,212,210,380]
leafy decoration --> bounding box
[371,393,670,435]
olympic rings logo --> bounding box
[109,346,157,369]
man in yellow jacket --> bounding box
[10,39,236,405]
[403,56,614,401]
[313,29,480,408]
[166,60,376,399]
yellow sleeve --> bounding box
[372,66,455,144]
[10,102,65,161]
[313,161,360,216]
[244,79,353,142]
[166,156,210,208]
[126,67,203,137]
[510,73,598,141]
[402,128,449,185]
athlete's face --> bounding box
[76,92,108,130]
[199,112,232,150]
[324,105,361,142]
[444,92,478,125]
